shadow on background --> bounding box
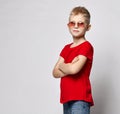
[91,71,112,114]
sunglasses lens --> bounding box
[78,22,85,27]
[68,22,75,27]
[68,22,85,28]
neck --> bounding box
[73,36,86,45]
[70,37,86,48]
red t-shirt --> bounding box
[60,41,94,106]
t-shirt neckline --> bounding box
[70,41,88,49]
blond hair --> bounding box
[69,6,91,24]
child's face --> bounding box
[68,13,90,38]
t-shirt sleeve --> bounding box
[78,42,94,60]
[60,45,68,59]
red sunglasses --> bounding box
[67,21,85,28]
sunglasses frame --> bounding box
[67,21,86,28]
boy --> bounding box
[52,6,94,114]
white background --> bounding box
[0,0,120,114]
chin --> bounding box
[72,34,81,38]
[72,34,84,38]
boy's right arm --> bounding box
[52,56,66,78]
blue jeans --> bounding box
[63,100,90,114]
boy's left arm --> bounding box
[59,55,87,75]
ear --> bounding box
[67,23,69,27]
[87,24,91,31]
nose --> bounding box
[74,23,78,28]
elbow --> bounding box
[52,69,60,78]
[53,74,60,78]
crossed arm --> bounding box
[52,55,87,78]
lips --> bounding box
[72,29,79,32]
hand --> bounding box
[72,56,79,63]
[59,57,79,72]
